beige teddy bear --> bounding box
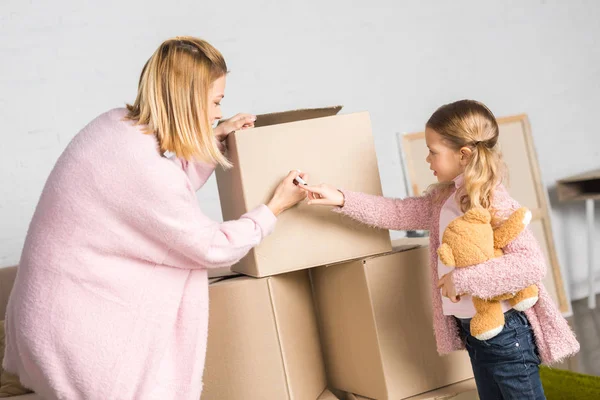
[437,207,539,340]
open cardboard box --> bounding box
[216,106,392,278]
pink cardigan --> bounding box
[3,108,276,400]
[335,185,579,365]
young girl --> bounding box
[301,100,579,400]
[3,37,307,399]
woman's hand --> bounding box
[437,272,461,303]
[299,183,345,207]
[267,171,309,216]
[214,113,256,142]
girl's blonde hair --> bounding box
[126,36,230,166]
[426,99,507,212]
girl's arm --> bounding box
[332,189,433,231]
[452,226,547,300]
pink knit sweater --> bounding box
[335,186,579,365]
[3,108,276,400]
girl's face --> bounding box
[208,75,226,124]
[425,127,465,183]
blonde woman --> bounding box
[301,100,578,400]
[3,37,307,399]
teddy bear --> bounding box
[437,206,539,340]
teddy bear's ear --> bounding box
[463,208,491,224]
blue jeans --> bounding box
[457,309,546,400]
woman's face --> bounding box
[208,75,226,124]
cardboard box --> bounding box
[345,379,478,400]
[319,389,341,399]
[312,241,473,400]
[216,106,392,277]
[206,266,238,278]
[202,270,327,400]
[403,379,478,400]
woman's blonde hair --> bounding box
[426,99,507,212]
[126,36,230,166]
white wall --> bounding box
[2,0,599,300]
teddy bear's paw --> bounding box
[474,326,504,341]
[512,296,539,311]
[522,210,532,226]
[471,308,505,340]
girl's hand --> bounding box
[299,183,345,207]
[214,113,256,142]
[437,272,461,303]
[267,171,309,216]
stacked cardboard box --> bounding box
[202,107,473,399]
[346,378,479,400]
[202,271,327,399]
[311,245,473,399]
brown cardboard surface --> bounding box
[318,389,341,399]
[345,379,478,400]
[346,393,372,400]
[254,106,343,127]
[312,245,473,400]
[202,271,327,400]
[403,379,478,400]
[216,107,392,277]
[206,266,239,278]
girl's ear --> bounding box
[459,147,473,166]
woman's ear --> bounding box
[459,147,473,166]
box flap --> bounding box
[359,238,428,264]
[254,106,343,128]
[207,266,240,279]
[208,275,251,286]
[318,389,341,399]
[345,394,372,400]
[269,271,328,400]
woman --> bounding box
[3,36,307,399]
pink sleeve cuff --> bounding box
[243,204,277,238]
[331,189,352,214]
